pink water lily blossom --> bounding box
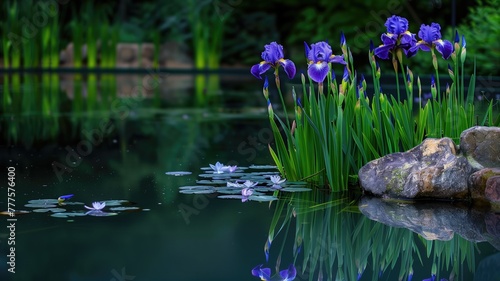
[84,201,106,211]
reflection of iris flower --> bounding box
[84,202,106,211]
[279,264,297,281]
[251,42,296,80]
[251,264,297,281]
[251,264,271,281]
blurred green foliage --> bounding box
[450,0,499,75]
[2,0,497,72]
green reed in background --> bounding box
[257,15,497,191]
[188,0,226,105]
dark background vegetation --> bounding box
[1,0,499,75]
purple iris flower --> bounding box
[374,15,417,60]
[411,23,453,59]
[305,41,346,83]
[251,264,271,281]
[251,42,296,80]
[279,264,297,281]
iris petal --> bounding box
[374,44,393,60]
[279,59,296,79]
[307,62,329,83]
[381,33,397,45]
[251,62,271,79]
[385,15,409,35]
[328,55,347,65]
[261,42,284,64]
[435,39,453,59]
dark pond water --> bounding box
[0,73,499,281]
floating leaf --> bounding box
[179,186,215,194]
[216,188,243,194]
[32,208,66,213]
[25,203,57,208]
[218,195,244,200]
[109,207,140,211]
[249,195,278,202]
[165,171,192,176]
[28,199,59,204]
[249,165,278,169]
[196,179,227,185]
[86,211,118,217]
[280,187,312,192]
[51,212,87,218]
[102,200,130,206]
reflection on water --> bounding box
[0,73,499,280]
[265,192,499,281]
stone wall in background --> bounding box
[59,41,194,69]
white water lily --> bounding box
[227,180,258,188]
[227,181,243,188]
[243,180,258,188]
[84,201,106,211]
[223,165,238,173]
[209,162,225,174]
[270,175,286,185]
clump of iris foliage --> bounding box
[251,15,497,191]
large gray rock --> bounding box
[485,176,500,210]
[469,168,500,200]
[460,126,500,169]
[359,138,473,199]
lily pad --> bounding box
[25,203,57,208]
[280,187,312,192]
[249,165,278,169]
[218,195,245,200]
[196,179,228,185]
[28,199,59,204]
[32,208,66,213]
[51,212,87,218]
[86,211,118,217]
[249,195,278,202]
[179,186,216,194]
[165,171,192,176]
[59,202,85,206]
[216,188,243,194]
[102,200,130,206]
[109,206,140,211]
